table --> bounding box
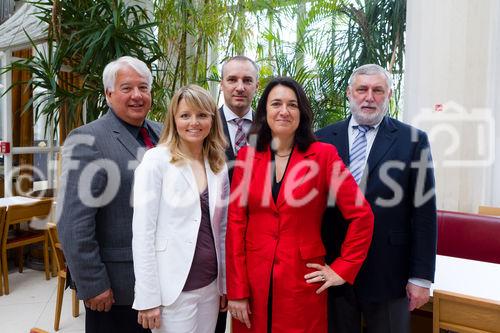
[0,196,40,208]
[431,255,500,332]
[0,196,49,231]
[432,255,500,301]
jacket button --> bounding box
[273,212,279,218]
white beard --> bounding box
[350,98,389,125]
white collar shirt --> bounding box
[223,104,253,154]
[347,116,383,170]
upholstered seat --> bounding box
[437,210,500,264]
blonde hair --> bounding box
[159,84,227,173]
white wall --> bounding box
[404,0,500,212]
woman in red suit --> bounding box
[226,77,374,333]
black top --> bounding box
[271,148,293,203]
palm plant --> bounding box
[3,0,406,133]
[3,0,163,133]
[257,0,406,129]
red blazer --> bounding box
[226,142,374,333]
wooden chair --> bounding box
[433,289,500,333]
[478,205,500,217]
[47,223,80,331]
[1,199,52,295]
[0,207,5,296]
[30,328,49,333]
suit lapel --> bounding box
[177,162,199,198]
[366,116,398,177]
[106,111,144,160]
[219,107,236,161]
[276,147,316,209]
[330,119,350,165]
[253,149,276,211]
[205,159,217,221]
[145,119,162,140]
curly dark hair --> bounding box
[249,76,316,152]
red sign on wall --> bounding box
[0,141,10,154]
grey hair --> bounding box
[221,55,259,80]
[348,64,393,89]
[102,56,153,93]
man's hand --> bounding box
[84,288,114,312]
[220,294,228,311]
[228,298,252,329]
[138,307,161,329]
[406,282,430,311]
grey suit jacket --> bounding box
[56,110,162,305]
[219,106,236,162]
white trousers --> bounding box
[153,280,219,333]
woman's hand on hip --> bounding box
[228,298,252,329]
[305,263,346,294]
[138,307,161,329]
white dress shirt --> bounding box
[223,105,253,154]
[347,116,382,171]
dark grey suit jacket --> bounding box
[219,106,236,162]
[316,116,437,303]
[56,110,162,305]
[219,106,255,180]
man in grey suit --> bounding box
[57,56,162,333]
[215,56,258,332]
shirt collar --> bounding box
[223,104,253,122]
[109,108,145,138]
[349,115,383,131]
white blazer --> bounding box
[132,145,229,310]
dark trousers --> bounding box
[85,305,151,333]
[214,311,227,333]
[328,287,410,333]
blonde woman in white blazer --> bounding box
[132,85,229,333]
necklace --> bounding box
[275,151,291,158]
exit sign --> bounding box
[0,141,10,154]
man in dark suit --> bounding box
[57,56,162,333]
[316,64,437,333]
[216,55,258,332]
[219,56,258,163]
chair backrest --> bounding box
[2,199,53,243]
[0,206,5,230]
[478,205,500,217]
[0,206,5,248]
[433,290,500,333]
[47,222,65,272]
[30,328,49,333]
